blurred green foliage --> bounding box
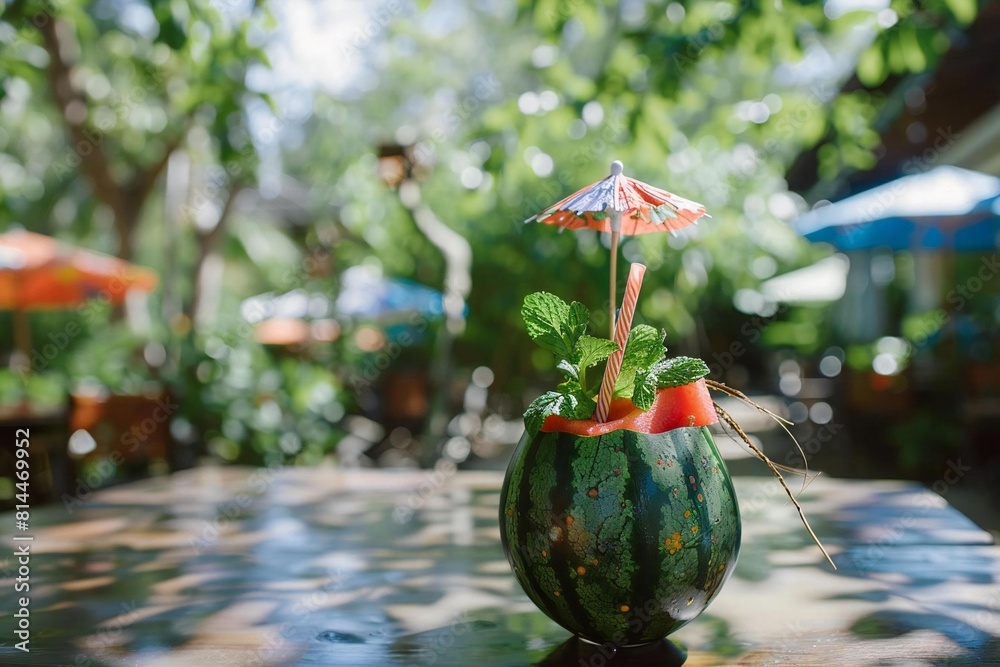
[173,330,347,466]
[0,366,63,407]
[0,0,269,258]
[0,0,983,467]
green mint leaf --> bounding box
[565,301,589,352]
[574,335,618,370]
[521,293,589,360]
[523,390,594,434]
[651,356,710,388]
[630,357,710,412]
[522,292,572,357]
[632,369,658,411]
[557,377,582,393]
[556,359,579,381]
[613,325,665,397]
[571,335,618,396]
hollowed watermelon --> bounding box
[499,380,740,646]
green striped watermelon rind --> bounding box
[499,425,741,646]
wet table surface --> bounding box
[1,466,998,666]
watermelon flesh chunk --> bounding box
[541,379,718,436]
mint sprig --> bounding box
[520,291,710,433]
[613,324,665,397]
[521,292,588,360]
[522,293,618,394]
[632,356,711,410]
[524,389,594,435]
[573,335,618,390]
[651,356,711,388]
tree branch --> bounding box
[132,128,189,207]
[187,182,244,324]
[37,13,123,214]
[199,181,242,249]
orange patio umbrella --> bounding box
[526,160,709,337]
[0,229,158,370]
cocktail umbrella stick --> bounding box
[609,209,621,339]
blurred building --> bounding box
[788,0,1000,194]
[784,0,1000,490]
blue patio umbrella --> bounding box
[793,166,1000,251]
[335,265,445,321]
[241,266,446,327]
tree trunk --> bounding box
[114,197,143,262]
[185,185,242,329]
[37,11,184,263]
[161,152,189,325]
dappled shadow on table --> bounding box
[0,470,997,666]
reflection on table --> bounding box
[0,466,998,666]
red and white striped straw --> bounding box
[595,262,646,422]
